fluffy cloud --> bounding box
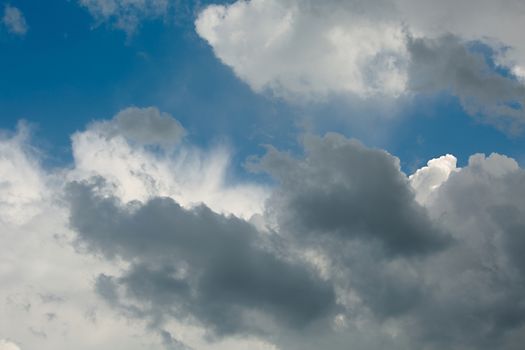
[409,154,458,205]
[0,109,271,350]
[2,4,28,36]
[3,109,525,349]
[195,0,408,99]
[195,0,525,132]
[79,0,169,34]
[250,133,449,257]
[69,106,268,218]
[67,178,336,337]
[411,153,525,350]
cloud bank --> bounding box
[2,107,525,349]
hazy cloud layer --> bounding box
[2,5,28,36]
[79,0,169,34]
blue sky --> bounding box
[2,1,525,350]
[1,0,523,173]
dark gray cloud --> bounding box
[407,35,525,134]
[405,153,525,350]
[64,134,525,350]
[250,136,525,350]
[251,133,449,257]
[66,178,336,336]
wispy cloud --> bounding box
[2,4,28,36]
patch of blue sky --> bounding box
[0,0,523,177]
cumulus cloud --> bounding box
[3,110,525,349]
[70,106,268,218]
[0,108,271,350]
[411,153,525,350]
[195,0,408,99]
[79,0,169,34]
[195,0,525,132]
[64,130,525,350]
[2,4,28,36]
[67,177,336,336]
[409,154,458,205]
[250,133,449,257]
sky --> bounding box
[1,1,525,349]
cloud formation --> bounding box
[195,0,408,99]
[250,133,449,257]
[67,177,337,336]
[2,4,28,36]
[70,106,268,218]
[79,0,169,34]
[2,109,525,350]
[195,0,525,132]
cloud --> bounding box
[409,152,525,349]
[195,0,525,132]
[3,111,525,349]
[79,0,169,34]
[407,35,525,134]
[66,177,337,336]
[2,4,28,36]
[250,133,449,257]
[63,128,525,349]
[0,109,273,350]
[101,106,186,146]
[160,330,193,350]
[0,123,48,225]
[195,0,408,99]
[0,340,21,350]
[409,154,458,205]
[69,106,268,218]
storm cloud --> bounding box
[66,177,337,337]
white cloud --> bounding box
[0,340,20,350]
[79,0,169,34]
[3,111,525,350]
[196,0,525,98]
[195,0,408,100]
[195,0,525,131]
[69,107,268,219]
[0,110,273,350]
[2,4,28,36]
[409,154,458,205]
[0,123,48,225]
